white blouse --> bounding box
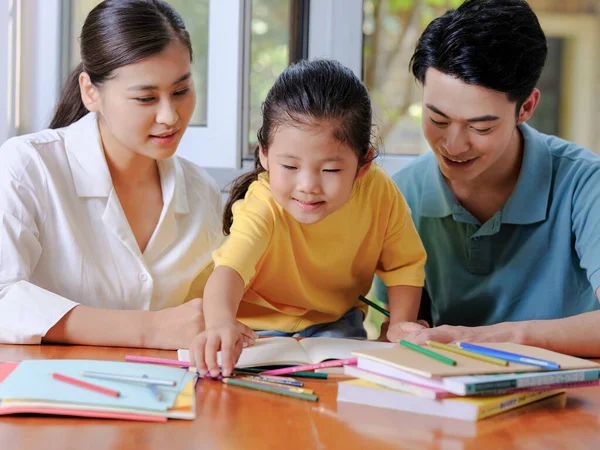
[0,113,224,344]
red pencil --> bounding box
[51,373,120,397]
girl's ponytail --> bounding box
[222,146,266,235]
[49,63,88,129]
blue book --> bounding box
[0,360,196,419]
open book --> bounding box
[178,337,394,368]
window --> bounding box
[246,0,293,159]
[70,0,209,127]
[362,0,463,157]
[66,0,241,168]
[0,0,18,143]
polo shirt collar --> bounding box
[418,123,552,225]
[502,123,551,224]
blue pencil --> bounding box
[142,374,163,401]
[456,342,560,370]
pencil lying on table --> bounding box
[223,378,318,402]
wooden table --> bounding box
[1,345,600,450]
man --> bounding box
[375,0,600,356]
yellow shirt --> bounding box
[213,164,426,332]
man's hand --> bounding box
[396,322,527,345]
[383,320,430,342]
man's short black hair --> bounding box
[410,0,548,107]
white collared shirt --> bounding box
[0,113,224,344]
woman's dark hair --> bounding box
[49,0,192,129]
[410,0,548,110]
[222,59,375,235]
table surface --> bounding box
[1,344,599,450]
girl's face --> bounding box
[83,40,196,165]
[259,121,371,225]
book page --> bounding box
[299,337,395,363]
[224,337,313,368]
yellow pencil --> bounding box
[426,340,509,366]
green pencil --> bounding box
[235,369,327,379]
[426,340,508,366]
[358,295,390,317]
[399,339,456,366]
[223,377,319,402]
[277,372,327,379]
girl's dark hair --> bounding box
[223,59,374,235]
[49,0,192,129]
[410,0,547,111]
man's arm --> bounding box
[401,307,600,357]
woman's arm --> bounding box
[43,297,206,349]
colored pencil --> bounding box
[223,378,318,402]
[399,340,456,366]
[236,376,315,395]
[142,375,163,401]
[232,368,265,374]
[234,368,326,379]
[125,355,191,368]
[268,371,327,379]
[261,358,357,376]
[81,371,176,386]
[457,342,560,369]
[358,295,390,317]
[426,340,508,366]
[52,373,120,397]
[242,374,304,387]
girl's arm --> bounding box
[190,266,257,378]
[384,285,427,342]
[202,266,246,327]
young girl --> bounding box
[190,59,427,377]
[0,0,253,349]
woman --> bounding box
[0,0,253,349]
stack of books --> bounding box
[337,341,600,421]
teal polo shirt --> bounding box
[374,123,600,326]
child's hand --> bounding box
[386,320,430,343]
[189,321,257,378]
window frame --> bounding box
[16,0,247,169]
[537,13,599,153]
[0,0,19,143]
[308,0,418,174]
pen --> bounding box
[81,371,177,386]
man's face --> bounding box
[421,68,526,185]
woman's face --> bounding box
[86,39,196,164]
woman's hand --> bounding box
[144,298,207,350]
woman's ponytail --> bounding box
[49,63,89,129]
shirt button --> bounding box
[139,273,149,282]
